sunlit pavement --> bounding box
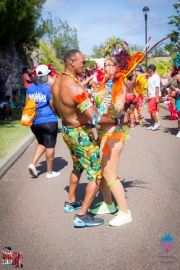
[0,107,180,270]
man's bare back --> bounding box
[52,74,91,128]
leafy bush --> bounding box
[40,42,64,73]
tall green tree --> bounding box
[39,42,64,73]
[92,44,104,58]
[151,47,170,57]
[85,59,96,68]
[165,0,180,53]
[43,14,79,60]
[0,0,46,51]
[129,44,143,53]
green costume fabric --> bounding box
[62,124,102,181]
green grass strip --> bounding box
[0,109,31,160]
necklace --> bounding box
[62,72,81,84]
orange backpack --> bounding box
[20,99,36,126]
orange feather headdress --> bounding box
[97,34,177,104]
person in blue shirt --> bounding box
[26,64,60,179]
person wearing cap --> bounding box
[26,64,60,179]
[146,64,161,131]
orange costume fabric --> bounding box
[98,129,125,157]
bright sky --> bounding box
[42,0,177,55]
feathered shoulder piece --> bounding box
[74,92,87,104]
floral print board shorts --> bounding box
[62,124,102,181]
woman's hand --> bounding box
[90,72,97,80]
[103,97,113,108]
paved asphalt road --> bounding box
[0,107,180,270]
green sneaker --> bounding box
[90,202,116,215]
[109,210,132,226]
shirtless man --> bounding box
[52,50,120,227]
[169,70,180,138]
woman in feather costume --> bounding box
[90,50,136,226]
[90,37,167,225]
[169,53,180,137]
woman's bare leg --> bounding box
[124,101,130,124]
[124,112,129,124]
[45,148,55,174]
[100,138,128,214]
[129,102,137,126]
[171,91,177,109]
[178,112,180,131]
[99,177,112,205]
[32,144,45,167]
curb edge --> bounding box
[0,132,35,179]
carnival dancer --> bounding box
[124,71,138,129]
[169,53,180,138]
[91,46,150,226]
[135,73,148,124]
[52,50,120,227]
[168,71,179,110]
[90,52,132,226]
[91,35,177,224]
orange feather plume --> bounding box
[97,35,177,104]
[111,72,125,103]
[96,78,109,92]
[74,92,86,103]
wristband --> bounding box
[114,118,118,125]
[175,88,180,92]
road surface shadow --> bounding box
[162,127,178,136]
[161,115,170,120]
[121,179,150,197]
[36,157,68,176]
[64,178,149,207]
[143,118,152,127]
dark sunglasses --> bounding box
[104,64,117,67]
[71,59,86,65]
